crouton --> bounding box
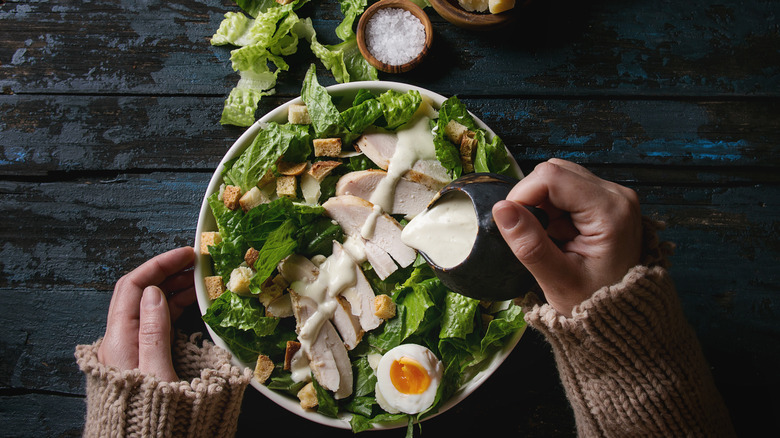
[245,247,260,270]
[226,266,254,295]
[374,294,396,320]
[204,276,226,300]
[199,231,221,255]
[277,161,308,176]
[222,185,242,210]
[254,354,274,385]
[481,313,495,328]
[313,138,342,157]
[276,175,297,198]
[258,275,284,307]
[297,382,318,409]
[287,103,311,124]
[239,186,268,212]
[284,340,302,371]
[444,120,469,145]
[308,160,341,182]
[258,169,275,188]
[460,131,478,173]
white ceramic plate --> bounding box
[194,81,526,430]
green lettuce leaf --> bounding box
[202,291,292,362]
[439,291,479,339]
[223,121,311,192]
[252,218,299,284]
[220,70,276,127]
[378,89,422,130]
[312,377,340,418]
[300,64,347,138]
[336,0,367,41]
[474,130,512,176]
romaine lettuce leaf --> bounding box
[336,0,367,41]
[202,291,293,362]
[223,121,311,192]
[474,130,513,176]
[220,71,276,127]
[251,218,299,284]
[378,89,422,130]
[439,291,479,339]
[301,64,347,138]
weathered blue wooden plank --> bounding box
[2,94,778,175]
[1,0,778,97]
[0,393,86,437]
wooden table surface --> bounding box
[1,0,778,436]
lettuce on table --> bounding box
[212,0,378,127]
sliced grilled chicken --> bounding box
[364,240,398,280]
[333,242,383,331]
[335,169,441,217]
[322,195,416,268]
[290,291,353,399]
[331,296,363,350]
[355,130,451,190]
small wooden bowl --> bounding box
[356,0,433,74]
[429,0,531,31]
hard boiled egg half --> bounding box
[375,344,443,415]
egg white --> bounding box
[375,344,443,415]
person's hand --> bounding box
[97,247,197,381]
[493,159,642,317]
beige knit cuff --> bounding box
[75,333,252,438]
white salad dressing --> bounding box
[401,191,479,269]
[369,115,438,213]
[289,247,358,382]
[288,106,447,386]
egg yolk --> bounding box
[389,357,431,394]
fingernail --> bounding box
[142,286,163,308]
[493,202,521,230]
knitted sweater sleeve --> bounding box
[75,333,252,438]
[522,220,735,437]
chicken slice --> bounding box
[290,291,354,399]
[333,242,383,331]
[355,130,451,190]
[323,195,416,268]
[335,170,441,217]
[364,241,398,280]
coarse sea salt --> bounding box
[366,8,426,66]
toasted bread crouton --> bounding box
[245,247,260,269]
[239,186,268,212]
[308,160,341,182]
[199,231,221,255]
[204,276,226,300]
[284,340,302,371]
[460,131,478,173]
[481,313,494,328]
[227,266,253,295]
[222,185,242,210]
[287,103,311,124]
[313,138,342,157]
[374,294,396,320]
[297,382,318,409]
[254,354,274,384]
[277,161,308,176]
[276,175,297,198]
[258,275,284,307]
[258,169,275,188]
[445,120,469,145]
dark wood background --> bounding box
[1,0,778,436]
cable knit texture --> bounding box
[75,332,252,438]
[522,218,735,437]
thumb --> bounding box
[493,201,573,290]
[138,286,178,382]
